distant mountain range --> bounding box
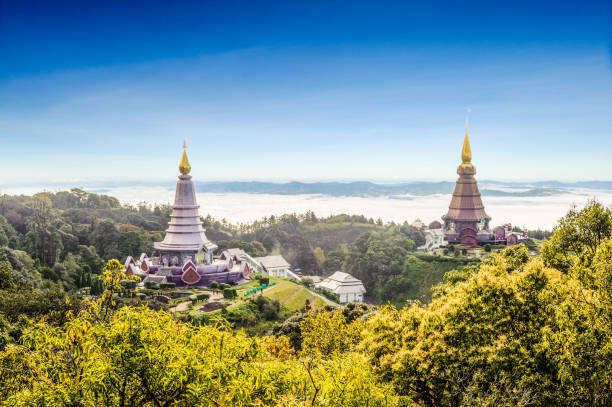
[5,180,612,198]
[191,181,577,197]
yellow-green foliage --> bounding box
[3,199,612,407]
[300,311,362,358]
[361,237,612,407]
[0,261,397,406]
[0,305,397,407]
[361,250,568,406]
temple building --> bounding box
[154,140,217,266]
[252,255,292,278]
[419,228,447,251]
[125,141,252,287]
[442,125,493,246]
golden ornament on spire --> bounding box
[459,119,475,171]
[461,128,472,164]
[179,139,191,175]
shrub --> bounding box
[219,283,231,290]
[301,277,314,288]
[120,279,137,291]
[223,288,237,299]
[258,276,270,285]
[159,282,176,290]
[318,288,340,303]
[484,244,492,253]
[461,248,468,256]
[196,293,210,301]
[144,281,159,290]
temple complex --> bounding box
[125,141,252,287]
[442,124,493,246]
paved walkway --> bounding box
[169,301,190,312]
[169,291,225,312]
[169,288,336,312]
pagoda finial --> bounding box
[461,121,472,165]
[179,139,191,175]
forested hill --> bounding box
[0,198,610,405]
[0,188,479,305]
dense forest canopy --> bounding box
[0,188,494,305]
[0,198,610,406]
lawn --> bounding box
[174,278,326,316]
[263,281,326,311]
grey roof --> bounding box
[142,275,167,284]
[253,255,291,270]
[226,248,248,260]
[316,271,366,295]
[425,229,445,237]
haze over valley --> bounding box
[4,180,612,230]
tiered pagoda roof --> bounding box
[444,127,489,223]
[153,140,217,253]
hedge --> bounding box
[144,281,159,290]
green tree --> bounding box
[282,234,320,273]
[322,245,348,272]
[223,288,237,299]
[116,230,146,259]
[0,261,16,290]
[0,306,397,406]
[90,220,120,260]
[361,252,566,406]
[543,236,612,405]
[24,195,63,266]
[300,310,361,358]
[541,200,612,272]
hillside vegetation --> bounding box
[0,189,482,306]
[0,200,610,406]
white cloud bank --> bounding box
[95,186,612,230]
[4,185,611,230]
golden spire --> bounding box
[179,139,191,175]
[461,120,472,166]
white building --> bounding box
[252,255,292,278]
[316,271,366,304]
[421,229,447,251]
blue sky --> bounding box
[0,0,611,184]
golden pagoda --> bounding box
[442,123,492,246]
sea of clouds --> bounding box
[4,185,612,230]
